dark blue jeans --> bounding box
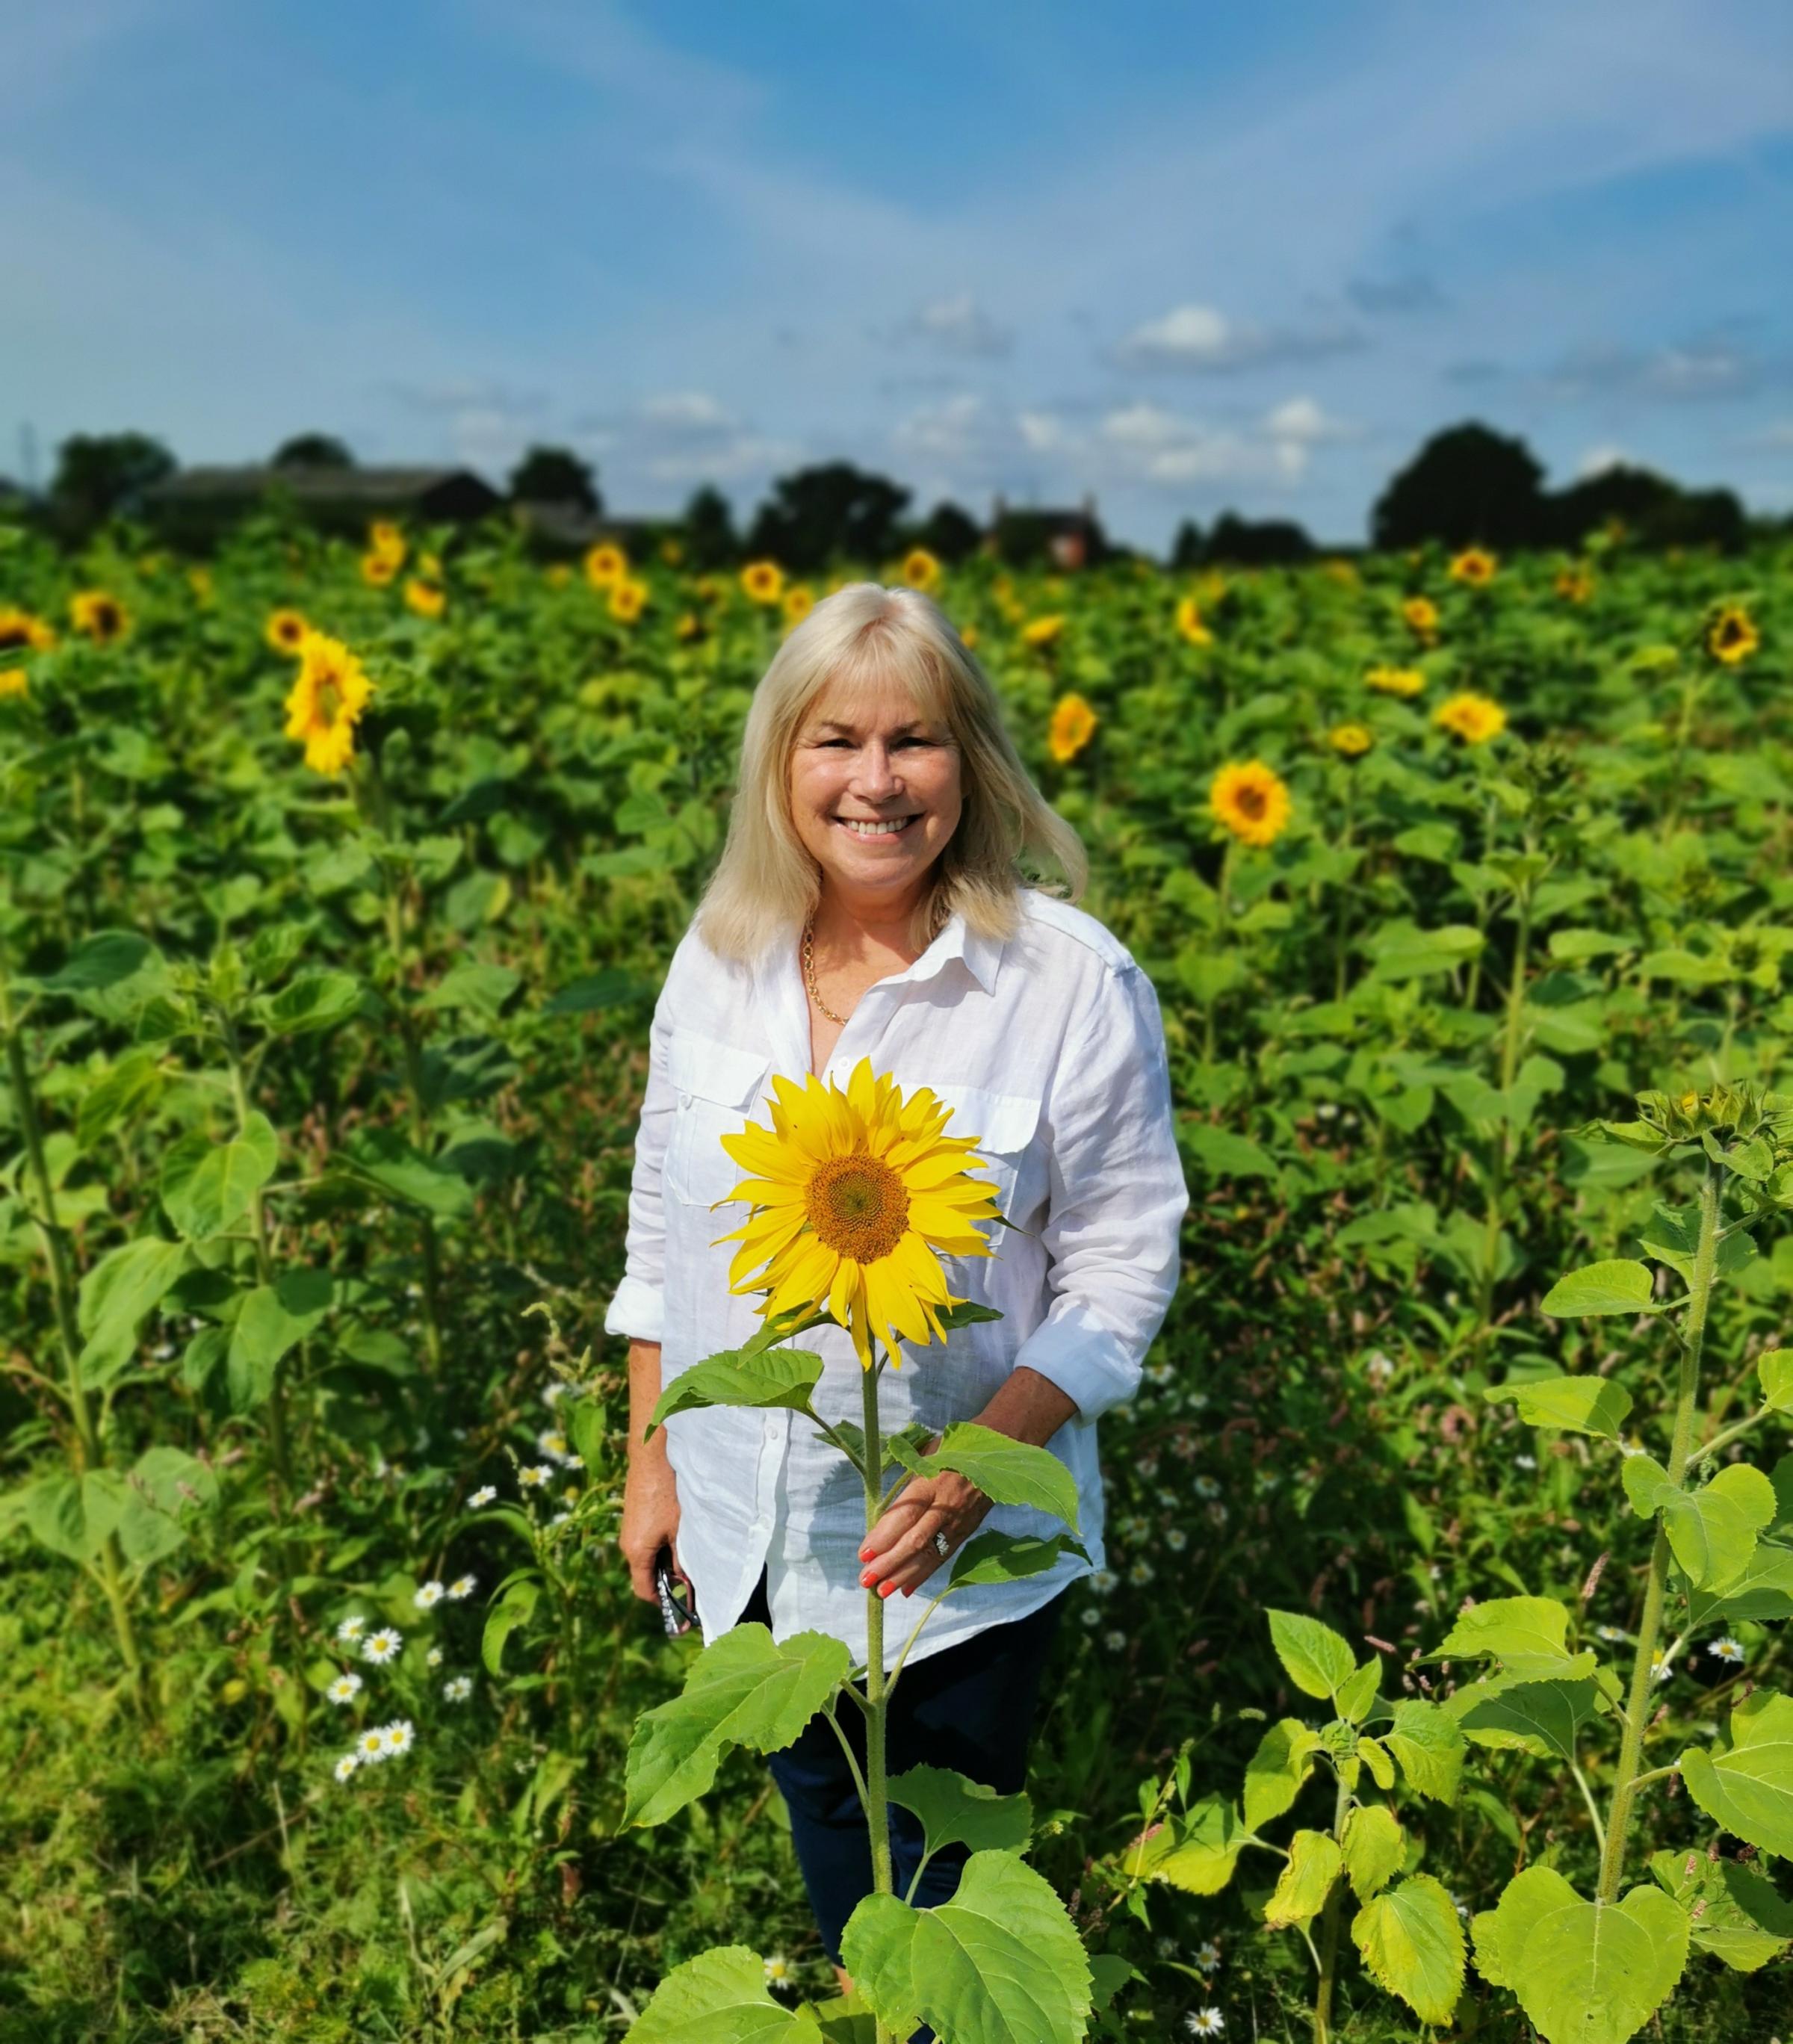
[744,1573,1065,2031]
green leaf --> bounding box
[1687,1537,1793,1624]
[419,961,522,1022]
[254,970,363,1037]
[545,968,640,1015]
[40,931,155,993]
[1679,1689,1793,1858]
[1243,1718,1321,1830]
[625,1624,852,1828]
[115,1445,220,1566]
[1266,1608,1355,1701]
[1366,923,1486,982]
[1263,1830,1342,1928]
[1087,1953,1139,2016]
[1540,1259,1660,1317]
[1357,1735,1395,1791]
[1641,1464,1778,1589]
[159,1112,279,1239]
[75,1236,192,1387]
[1351,1873,1464,2025]
[909,1423,1081,1536]
[22,1469,129,1564]
[647,1348,826,1440]
[1340,1804,1406,1901]
[1490,1373,1633,1440]
[334,1128,474,1219]
[626,1945,816,2043]
[839,1850,1091,2044]
[1759,1350,1793,1413]
[1335,1657,1381,1726]
[226,1271,332,1414]
[75,1051,164,1148]
[947,1531,1089,1588]
[1650,1848,1793,1972]
[1181,1125,1276,1180]
[1434,1595,1575,1673]
[1383,1698,1464,1805]
[1121,1794,1243,1895]
[482,1580,542,1676]
[1471,1866,1687,2044]
[1448,1674,1604,1762]
[886,1765,1032,1862]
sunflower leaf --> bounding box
[645,1348,825,1441]
[908,1422,1082,1536]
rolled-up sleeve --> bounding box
[1010,959,1189,1422]
[602,986,677,1344]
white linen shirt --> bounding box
[602,886,1189,1671]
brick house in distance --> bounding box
[982,492,1103,570]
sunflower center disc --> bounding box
[1238,787,1266,818]
[807,1153,909,1263]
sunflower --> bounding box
[284,630,375,775]
[1048,692,1098,764]
[585,542,628,589]
[695,575,725,607]
[1021,614,1064,647]
[1706,603,1759,665]
[1210,761,1292,848]
[1554,566,1594,604]
[0,607,55,654]
[660,537,684,567]
[0,668,27,702]
[1328,722,1373,759]
[1433,691,1507,745]
[1402,595,1440,642]
[710,1056,1003,1372]
[1175,595,1213,646]
[360,551,398,589]
[1322,558,1359,586]
[188,566,214,604]
[1364,664,1424,698]
[609,578,648,624]
[545,563,572,589]
[674,611,707,642]
[1448,547,1497,587]
[900,547,941,592]
[265,607,309,655]
[69,590,128,644]
[405,578,446,619]
[741,560,785,606]
[960,622,979,651]
[368,520,406,566]
[782,584,815,625]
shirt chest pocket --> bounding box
[664,1031,774,1210]
[924,1080,1044,1229]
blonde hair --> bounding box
[693,581,1088,965]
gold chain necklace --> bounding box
[801,911,849,1024]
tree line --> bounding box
[6,420,1775,570]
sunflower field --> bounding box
[2,504,1792,2043]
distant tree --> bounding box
[1372,421,1546,551]
[1548,463,1746,553]
[509,444,600,512]
[1168,518,1206,569]
[49,431,176,539]
[911,500,982,565]
[1204,510,1316,566]
[682,484,738,569]
[272,433,355,470]
[987,504,1112,570]
[746,462,911,573]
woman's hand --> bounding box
[621,1452,686,1605]
[857,1456,992,1599]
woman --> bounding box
[607,581,1188,1995]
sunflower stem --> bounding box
[860,1360,896,1877]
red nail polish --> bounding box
[860,1570,876,1588]
[857,1546,872,1562]
[879,1582,896,1599]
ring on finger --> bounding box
[931,1529,950,1560]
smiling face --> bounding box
[787,673,963,916]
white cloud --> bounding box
[1263,396,1358,443]
[1110,302,1362,374]
[1576,443,1631,479]
[886,292,1014,359]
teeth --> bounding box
[837,817,914,837]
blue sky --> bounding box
[7,0,1792,549]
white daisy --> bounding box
[1127,1559,1156,1586]
[1709,1637,1746,1664]
[1166,1528,1188,1552]
[1089,1570,1118,1597]
[362,1627,403,1665]
[1193,1476,1221,1500]
[1195,1940,1221,1973]
[414,1580,445,1609]
[1597,1624,1626,1642]
[427,1646,444,1668]
[332,1753,360,1783]
[444,1675,474,1703]
[381,1718,415,1758]
[1650,1649,1673,1684]
[763,1954,789,1985]
[1079,1607,1101,1629]
[326,1672,363,1705]
[1515,1453,1537,1470]
[1186,2011,1224,2037]
[518,1464,553,1489]
[356,1726,389,1764]
[550,1510,572,1526]
[448,1573,477,1600]
[1103,1630,1127,1654]
[469,1485,497,1508]
[542,1381,569,1407]
[536,1428,572,1464]
[335,1614,367,1644]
